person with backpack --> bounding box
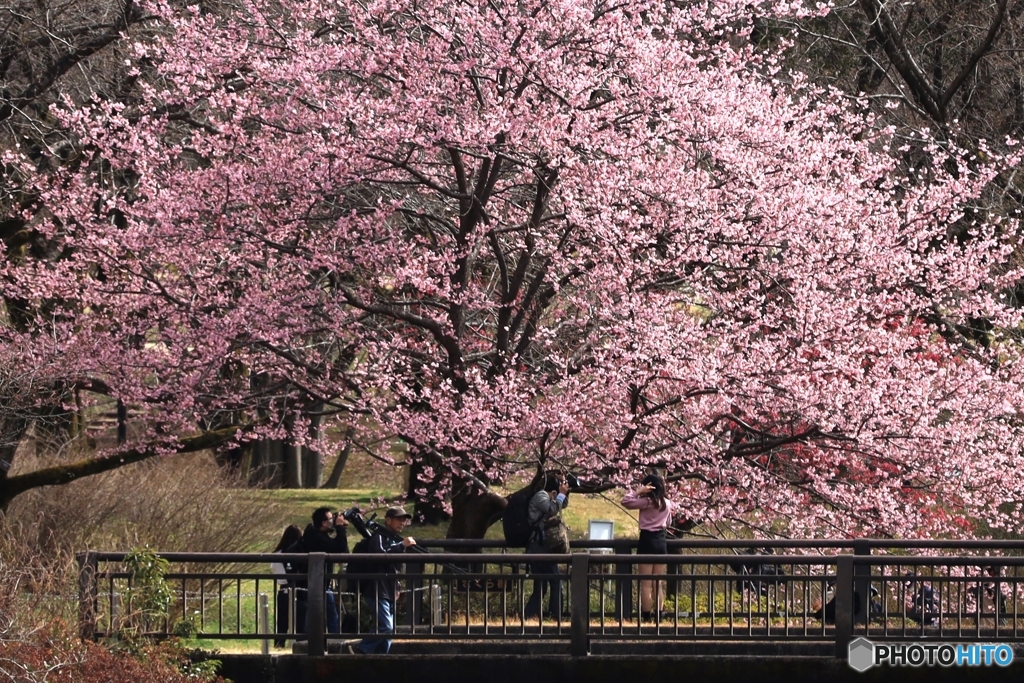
[621,474,673,620]
[287,507,350,635]
[350,506,417,654]
[523,474,570,620]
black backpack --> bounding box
[502,488,538,547]
[345,536,375,597]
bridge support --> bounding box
[834,554,853,659]
[570,553,589,656]
[306,553,325,657]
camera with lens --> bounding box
[342,506,383,539]
[564,472,582,491]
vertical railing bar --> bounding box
[107,574,114,636]
[784,564,792,638]
[306,553,325,657]
[236,576,241,635]
[833,554,853,659]
[800,566,808,637]
[898,563,905,638]
[355,576,361,639]
[956,564,963,638]
[570,553,588,656]
[692,565,700,638]
[126,574,133,632]
[671,558,678,636]
[500,560,507,634]
[727,563,734,637]
[1014,570,1019,638]
[940,564,948,638]
[483,563,490,636]
[519,565,526,637]
[259,592,269,653]
[745,563,753,638]
[447,570,453,636]
[709,567,715,637]
[880,567,889,639]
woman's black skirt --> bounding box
[637,529,667,555]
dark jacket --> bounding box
[286,523,350,587]
[364,527,408,601]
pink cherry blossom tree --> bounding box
[5,0,1024,538]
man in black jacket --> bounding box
[351,506,416,654]
[290,507,349,633]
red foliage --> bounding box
[0,629,223,683]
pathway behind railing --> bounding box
[77,539,1024,657]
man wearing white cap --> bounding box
[350,506,416,654]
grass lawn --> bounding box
[233,444,646,548]
[241,486,645,549]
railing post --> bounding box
[852,540,871,627]
[614,544,633,620]
[307,552,326,656]
[570,553,589,657]
[259,593,270,655]
[77,551,98,642]
[835,555,854,659]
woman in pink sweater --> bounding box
[621,474,673,620]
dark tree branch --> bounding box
[940,0,1009,112]
[0,424,242,509]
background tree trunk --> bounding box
[322,426,352,489]
[300,410,323,488]
[446,485,508,540]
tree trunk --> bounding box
[284,443,302,488]
[301,410,323,488]
[446,484,508,540]
[249,438,284,486]
[0,416,31,512]
[322,427,352,489]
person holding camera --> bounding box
[288,506,350,634]
[351,506,416,655]
[622,474,673,620]
[523,474,570,620]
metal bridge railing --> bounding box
[77,539,1024,657]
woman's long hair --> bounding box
[641,474,667,511]
[273,524,302,552]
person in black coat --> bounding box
[288,507,349,634]
[351,507,416,654]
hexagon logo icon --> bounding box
[848,637,875,672]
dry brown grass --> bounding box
[4,449,278,555]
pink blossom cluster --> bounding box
[6,0,1024,537]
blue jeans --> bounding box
[303,590,340,634]
[356,594,395,654]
